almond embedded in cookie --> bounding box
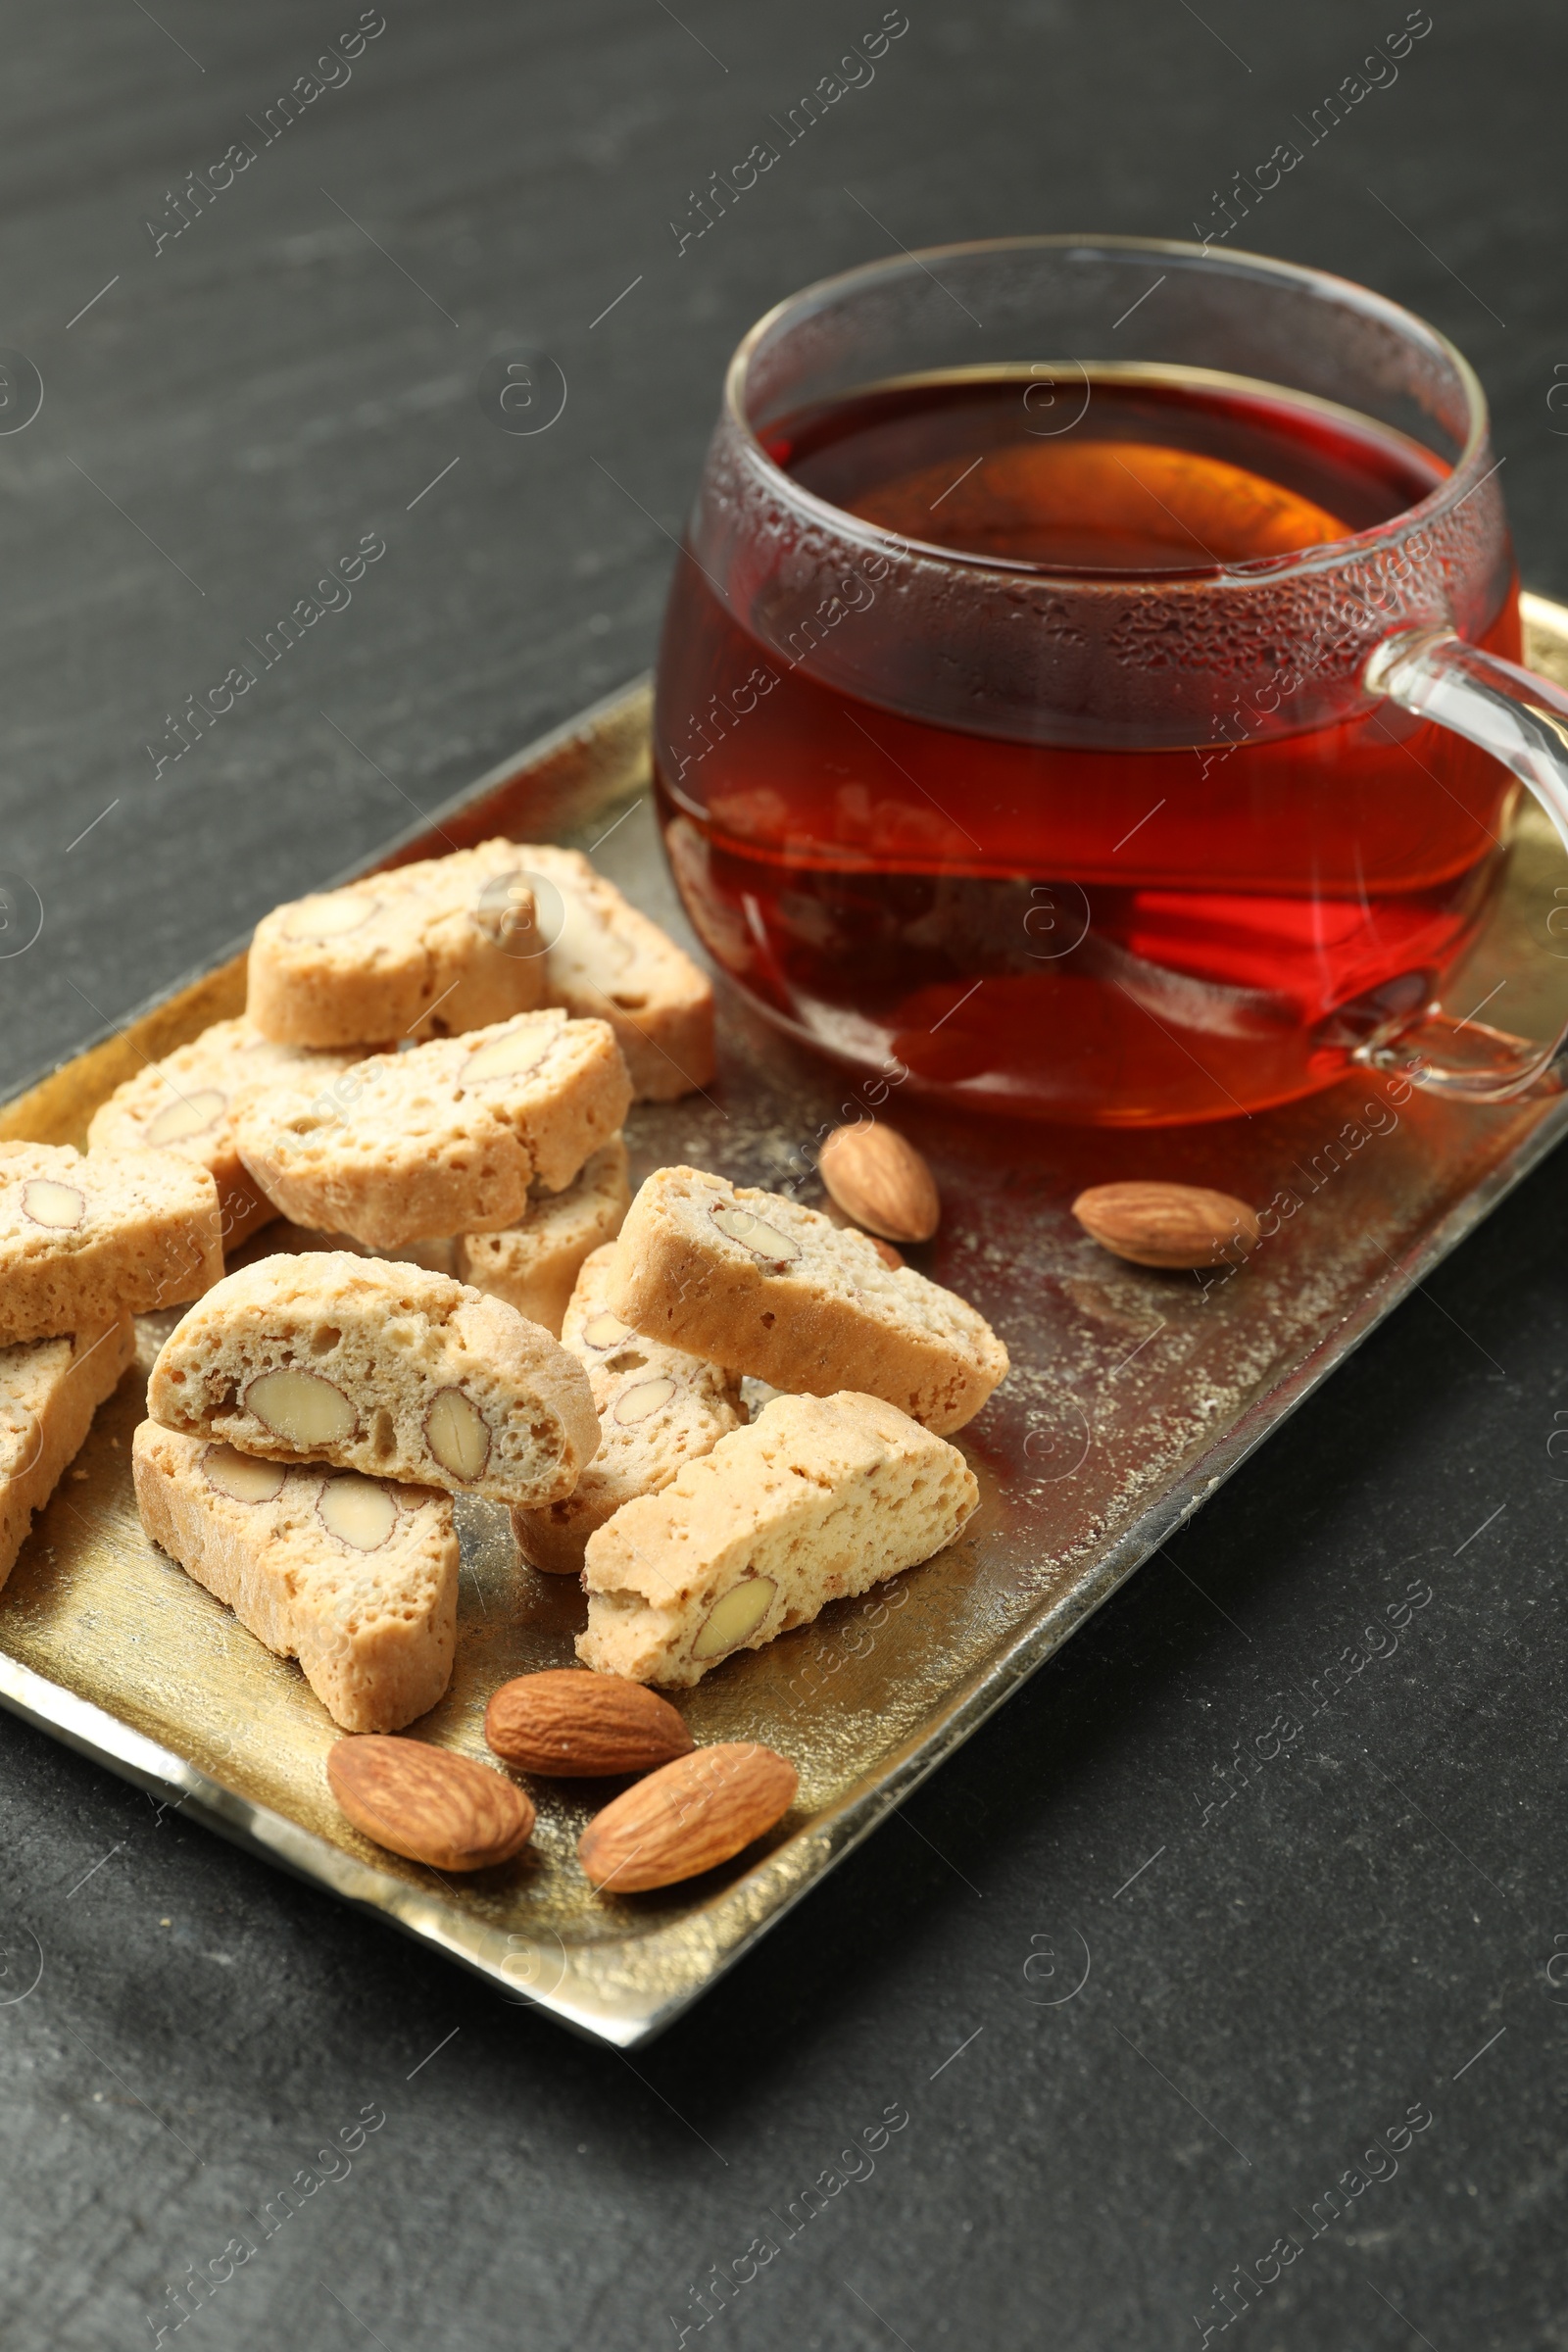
[577,1390,977,1687]
[145,1250,599,1505]
[233,1008,633,1253]
[512,1241,743,1573]
[132,1420,459,1732]
[248,838,552,1048]
[603,1165,1007,1435]
[455,1137,630,1336]
[0,1141,223,1347]
[0,1317,135,1587]
[517,845,714,1102]
[87,1017,355,1252]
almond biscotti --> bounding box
[454,1138,630,1336]
[603,1166,1006,1435]
[0,1317,135,1586]
[513,1242,743,1574]
[577,1390,976,1687]
[520,845,714,1101]
[132,1422,458,1732]
[87,1018,355,1251]
[234,1009,632,1253]
[146,1252,599,1506]
[248,838,552,1049]
[0,1142,223,1347]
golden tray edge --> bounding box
[4,606,1568,2048]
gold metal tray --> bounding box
[6,601,1568,2047]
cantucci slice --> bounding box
[0,1318,134,1586]
[247,837,550,1048]
[577,1390,976,1687]
[146,1251,599,1506]
[0,1142,222,1346]
[234,1008,632,1252]
[604,1165,1006,1435]
[513,1242,742,1573]
[132,1422,458,1732]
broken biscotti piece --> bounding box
[513,1242,744,1574]
[0,1142,223,1347]
[577,1390,977,1687]
[454,1137,630,1336]
[522,845,714,1102]
[604,1167,1007,1436]
[132,1421,459,1733]
[247,838,551,1049]
[0,1318,135,1587]
[146,1251,599,1507]
[234,1008,633,1253]
[86,1018,355,1251]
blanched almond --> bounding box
[22,1179,85,1230]
[466,1028,548,1080]
[613,1376,677,1426]
[202,1444,285,1503]
[710,1204,799,1263]
[246,1368,357,1447]
[327,1736,534,1872]
[819,1123,939,1244]
[581,1310,633,1349]
[287,894,376,940]
[578,1741,797,1891]
[318,1475,397,1550]
[1072,1180,1260,1270]
[692,1574,777,1659]
[424,1387,491,1480]
[146,1089,226,1147]
[484,1670,694,1778]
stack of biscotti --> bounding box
[516,1163,1005,1689]
[134,1253,602,1732]
[0,1139,222,1587]
[90,836,710,1298]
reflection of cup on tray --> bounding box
[655,234,1568,1125]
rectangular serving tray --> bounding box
[4,598,1568,2047]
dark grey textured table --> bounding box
[3,5,1564,2345]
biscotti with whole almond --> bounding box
[603,1166,1006,1435]
[86,1018,355,1252]
[577,1390,977,1687]
[132,1420,459,1733]
[455,1138,630,1336]
[234,1009,633,1253]
[0,1317,135,1586]
[248,838,550,1049]
[513,1242,743,1574]
[146,1251,599,1506]
[0,1142,223,1347]
[521,845,714,1102]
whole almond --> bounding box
[819,1123,940,1244]
[578,1740,797,1891]
[1072,1180,1260,1270]
[327,1736,535,1871]
[485,1670,695,1778]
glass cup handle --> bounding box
[1356,627,1568,1102]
